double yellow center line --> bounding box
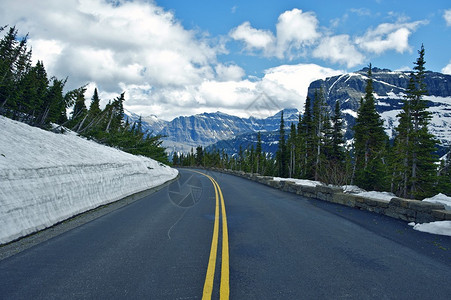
[192,171,229,300]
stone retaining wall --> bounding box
[209,168,451,223]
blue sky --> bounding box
[161,0,451,74]
[0,0,450,119]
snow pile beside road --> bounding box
[273,177,323,187]
[422,193,451,210]
[409,221,451,237]
[0,116,178,244]
[343,185,395,202]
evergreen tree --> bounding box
[0,27,31,111]
[196,146,204,166]
[70,86,88,131]
[89,88,101,117]
[299,96,314,179]
[353,64,388,191]
[321,109,334,161]
[287,122,297,178]
[238,144,244,171]
[331,100,345,162]
[277,111,288,177]
[256,132,262,174]
[44,77,67,125]
[311,88,329,181]
[392,45,438,198]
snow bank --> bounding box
[408,221,451,237]
[343,185,395,202]
[422,193,451,211]
[273,177,323,187]
[0,116,178,244]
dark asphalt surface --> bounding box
[1,169,450,299]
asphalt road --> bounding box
[1,169,450,299]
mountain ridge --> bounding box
[126,67,451,156]
[125,108,300,153]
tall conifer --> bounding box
[353,64,388,191]
[277,111,288,177]
[392,45,438,198]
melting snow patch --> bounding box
[343,185,366,193]
[408,221,451,237]
[273,177,323,187]
[422,193,451,210]
[343,186,394,202]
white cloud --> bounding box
[229,21,275,52]
[356,21,427,54]
[259,64,342,110]
[198,80,257,108]
[28,39,64,68]
[189,63,341,119]
[275,9,320,59]
[442,61,451,75]
[0,0,217,92]
[0,0,231,119]
[0,1,343,120]
[215,64,246,81]
[313,35,365,68]
[349,8,371,16]
[229,9,320,59]
[444,9,451,26]
[125,63,342,120]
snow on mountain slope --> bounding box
[125,108,300,154]
[308,68,451,154]
[0,116,178,244]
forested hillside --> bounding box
[0,26,167,163]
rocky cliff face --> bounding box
[307,68,451,149]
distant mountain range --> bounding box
[125,108,299,154]
[125,67,451,157]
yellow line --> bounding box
[189,170,230,300]
[217,179,230,300]
[201,172,219,299]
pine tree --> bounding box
[89,88,101,117]
[353,64,388,191]
[299,96,314,179]
[277,111,288,177]
[311,88,329,181]
[195,146,204,166]
[331,100,345,162]
[392,45,439,199]
[287,123,297,178]
[70,86,88,131]
[238,144,244,171]
[256,132,262,174]
[44,77,67,125]
[322,109,334,161]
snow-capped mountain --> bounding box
[125,108,299,154]
[124,109,168,134]
[125,68,450,157]
[308,67,451,152]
